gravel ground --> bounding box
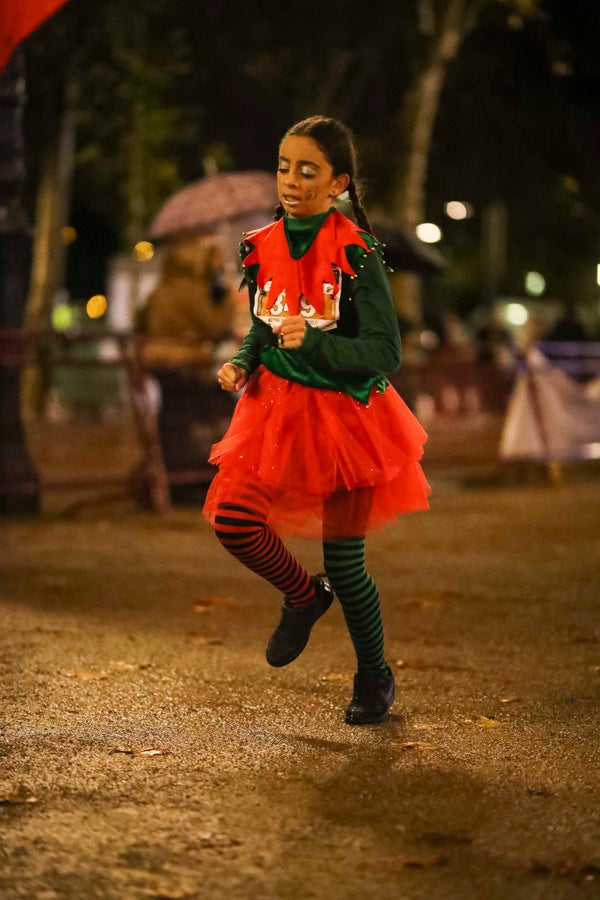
[1,466,599,900]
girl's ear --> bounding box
[331,173,350,197]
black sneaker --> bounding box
[266,574,335,668]
[345,666,396,725]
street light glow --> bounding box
[52,304,74,331]
[445,201,472,220]
[61,226,77,245]
[416,223,442,243]
[133,241,155,261]
[505,303,529,326]
[86,294,108,319]
[525,271,546,297]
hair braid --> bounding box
[348,180,373,233]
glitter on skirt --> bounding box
[203,366,430,540]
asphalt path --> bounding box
[1,468,599,899]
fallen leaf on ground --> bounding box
[392,740,437,752]
[193,594,235,613]
[413,723,446,731]
[464,716,502,728]
[500,696,520,703]
[526,785,553,797]
[109,661,140,672]
[396,658,472,672]
[110,746,134,755]
[197,832,242,850]
[137,747,167,757]
[189,635,224,646]
[402,853,447,868]
[477,716,501,727]
[529,860,600,883]
[321,672,353,682]
[65,670,109,681]
[0,783,39,805]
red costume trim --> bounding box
[242,210,371,316]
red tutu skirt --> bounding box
[203,366,430,540]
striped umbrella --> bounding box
[149,171,279,240]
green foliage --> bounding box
[24,0,199,248]
[21,0,600,324]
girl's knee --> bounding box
[214,504,267,551]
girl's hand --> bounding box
[217,363,249,392]
[273,315,307,349]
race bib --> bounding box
[254,267,341,332]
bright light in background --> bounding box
[51,304,74,331]
[505,303,529,326]
[596,263,600,286]
[61,226,77,245]
[444,201,473,220]
[133,241,155,261]
[86,294,108,319]
[419,330,440,351]
[525,271,546,297]
[416,223,442,243]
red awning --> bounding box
[0,0,70,72]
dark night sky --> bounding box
[20,0,600,318]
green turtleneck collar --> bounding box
[283,208,335,259]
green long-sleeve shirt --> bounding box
[229,209,401,404]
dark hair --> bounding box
[274,115,373,232]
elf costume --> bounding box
[203,207,430,540]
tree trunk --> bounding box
[389,0,473,324]
[24,77,78,331]
[21,77,78,418]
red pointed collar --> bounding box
[242,210,371,315]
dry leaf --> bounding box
[187,634,224,646]
[402,853,447,868]
[0,783,38,805]
[65,670,109,681]
[392,740,437,752]
[475,716,501,728]
[110,746,134,755]
[500,696,519,704]
[414,723,446,731]
[526,785,553,797]
[137,747,167,757]
[321,672,353,682]
[396,658,428,670]
[193,594,234,613]
[396,658,472,673]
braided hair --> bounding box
[273,115,373,233]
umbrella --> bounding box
[149,171,279,240]
[0,0,70,72]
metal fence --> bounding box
[1,329,524,513]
